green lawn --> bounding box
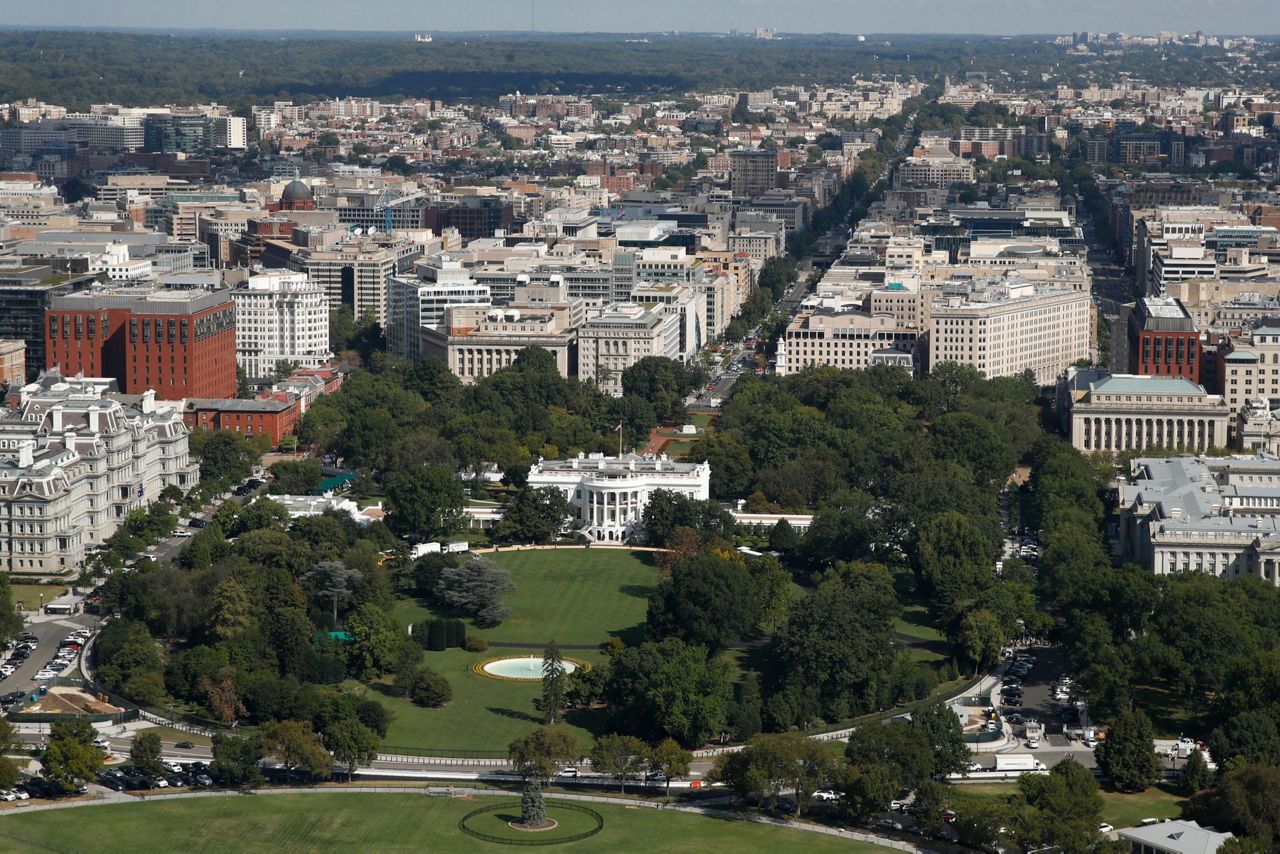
[353,648,607,755]
[396,548,660,647]
[949,782,1185,828]
[0,793,895,853]
[9,584,68,610]
[664,440,700,459]
[691,413,714,429]
[372,549,662,754]
[1131,684,1210,739]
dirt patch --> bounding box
[26,687,124,716]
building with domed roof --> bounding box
[279,179,315,212]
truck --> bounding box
[994,754,1048,773]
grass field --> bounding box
[1131,684,1209,739]
[9,584,67,610]
[0,793,896,854]
[948,782,1185,828]
[894,604,951,664]
[395,548,659,647]
[374,549,661,754]
[354,648,606,754]
[663,440,700,459]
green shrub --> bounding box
[409,667,453,707]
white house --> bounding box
[525,452,711,543]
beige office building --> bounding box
[928,280,1091,385]
[1219,326,1280,439]
[286,236,422,325]
[577,303,681,395]
[422,304,577,383]
[775,310,919,376]
[0,339,24,389]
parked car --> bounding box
[813,789,841,802]
[876,819,904,832]
[194,774,213,787]
[558,767,579,778]
[1098,823,1115,834]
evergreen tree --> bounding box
[1179,749,1213,796]
[520,775,546,826]
[541,641,567,724]
[1095,709,1162,792]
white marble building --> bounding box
[525,452,711,543]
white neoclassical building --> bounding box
[525,452,711,543]
[1119,454,1280,584]
[1062,372,1230,453]
[0,373,197,576]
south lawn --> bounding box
[374,548,660,753]
[394,547,659,647]
[354,648,606,754]
[0,793,898,853]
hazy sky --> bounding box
[4,0,1278,36]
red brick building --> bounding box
[1127,296,1200,384]
[45,287,236,400]
[182,397,299,446]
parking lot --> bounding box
[993,646,1098,770]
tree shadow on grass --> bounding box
[368,683,408,700]
[628,551,659,568]
[564,705,611,737]
[619,584,656,600]
[487,707,543,725]
[608,622,647,647]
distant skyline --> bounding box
[3,1,1278,37]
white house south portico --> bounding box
[525,452,711,543]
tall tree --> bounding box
[602,637,732,747]
[385,466,465,541]
[345,602,403,678]
[509,727,579,781]
[129,730,165,778]
[1095,709,1162,792]
[261,720,332,780]
[1179,749,1213,796]
[42,720,104,793]
[434,557,516,627]
[496,486,574,544]
[323,718,381,780]
[211,733,264,788]
[646,553,757,654]
[540,641,567,725]
[590,733,648,793]
[912,700,972,777]
[648,737,693,799]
